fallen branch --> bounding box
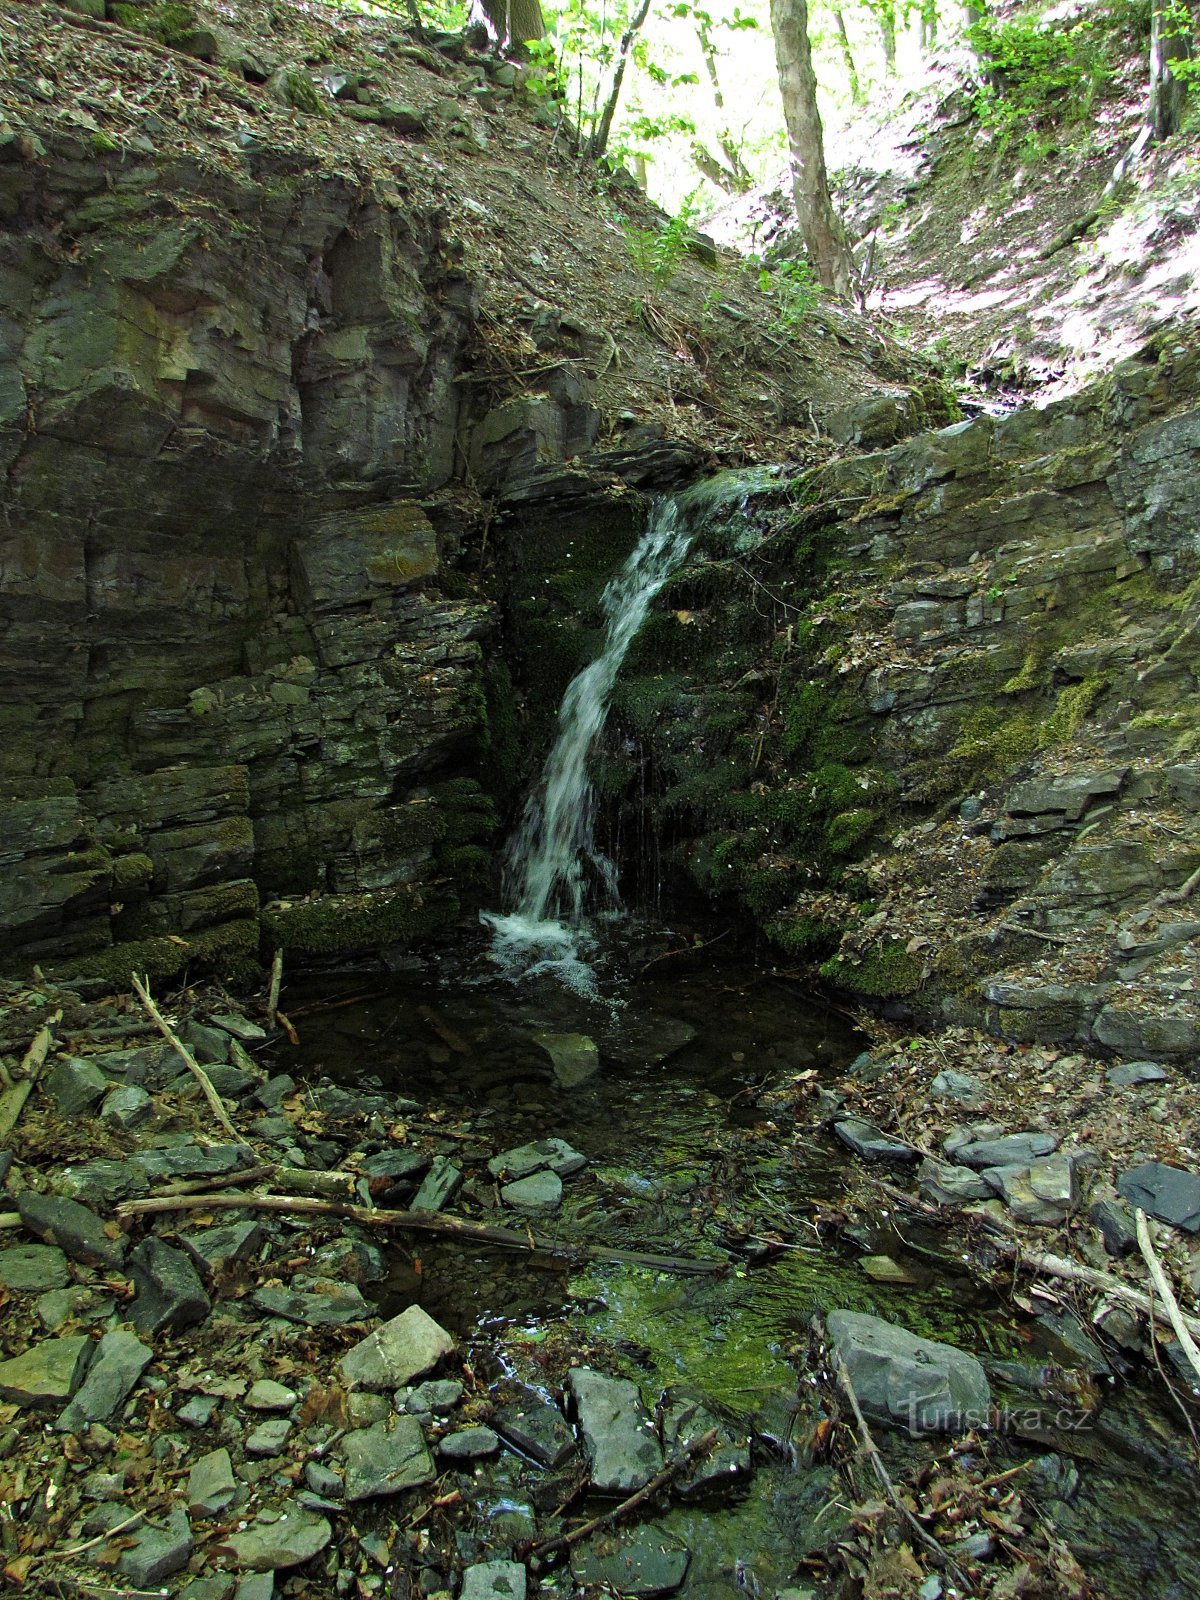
[114,1190,727,1275]
[27,1510,145,1565]
[831,1348,969,1590]
[1003,1240,1200,1343]
[266,948,283,1024]
[1135,1208,1200,1386]
[1156,861,1200,907]
[638,928,730,977]
[0,1009,63,1143]
[522,1428,718,1566]
[997,921,1071,945]
[131,974,245,1146]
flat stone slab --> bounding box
[567,1368,663,1493]
[533,1031,600,1087]
[502,1171,563,1212]
[411,1155,462,1212]
[246,1378,297,1412]
[253,1283,373,1327]
[493,1388,576,1467]
[1106,1061,1169,1086]
[57,1328,152,1430]
[930,1070,986,1105]
[1118,1161,1200,1232]
[188,1447,237,1516]
[179,1221,265,1277]
[660,1393,750,1495]
[982,1157,1076,1225]
[953,1132,1059,1170]
[571,1530,690,1597]
[917,1158,993,1207]
[826,1310,990,1435]
[341,1415,436,1500]
[834,1118,916,1163]
[339,1304,455,1390]
[0,1243,70,1292]
[0,1335,92,1408]
[118,1508,193,1587]
[246,1417,292,1457]
[100,1084,153,1129]
[460,1560,527,1600]
[127,1238,211,1335]
[215,1505,331,1570]
[406,1378,463,1414]
[438,1426,500,1460]
[488,1138,587,1181]
[44,1057,111,1115]
[17,1192,126,1268]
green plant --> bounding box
[626,187,703,286]
[756,257,820,330]
[967,13,1106,146]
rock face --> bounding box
[825,1310,991,1435]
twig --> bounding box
[130,974,245,1146]
[638,929,730,977]
[522,1428,718,1566]
[1155,862,1200,907]
[266,948,283,1022]
[0,1009,63,1143]
[1135,1208,1200,1387]
[28,1510,145,1564]
[998,1238,1200,1342]
[831,1349,970,1590]
[997,921,1071,945]
[114,1190,727,1275]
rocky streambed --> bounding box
[0,949,1198,1600]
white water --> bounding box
[484,475,762,992]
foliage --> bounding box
[754,257,821,330]
[626,186,704,282]
[966,11,1107,142]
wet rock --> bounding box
[341,1415,436,1500]
[412,1155,463,1211]
[179,1221,265,1277]
[952,1132,1059,1170]
[57,1329,152,1430]
[246,1379,297,1412]
[1118,1161,1200,1231]
[660,1392,750,1495]
[17,1191,126,1269]
[339,1304,455,1390]
[188,1447,237,1516]
[460,1560,527,1600]
[493,1387,576,1467]
[118,1508,193,1586]
[825,1310,990,1434]
[253,1282,373,1327]
[1089,1195,1138,1256]
[361,1148,429,1182]
[1106,1061,1169,1086]
[127,1239,212,1335]
[930,1069,986,1105]
[215,1505,331,1569]
[407,1378,462,1414]
[533,1031,600,1087]
[501,1171,562,1211]
[571,1529,689,1596]
[860,1255,918,1285]
[246,1417,292,1457]
[487,1138,586,1180]
[100,1084,153,1129]
[439,1426,500,1460]
[0,1243,70,1291]
[44,1056,110,1115]
[181,1020,231,1064]
[212,1012,267,1043]
[0,1335,91,1408]
[131,1144,253,1183]
[917,1158,993,1207]
[567,1368,663,1492]
[834,1117,916,1163]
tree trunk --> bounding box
[769,0,856,298]
[477,0,546,54]
[879,1,897,75]
[833,6,863,104]
[1149,0,1192,140]
[695,16,754,185]
[587,0,654,160]
[919,5,937,54]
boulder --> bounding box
[44,1057,110,1115]
[411,1155,462,1212]
[339,1305,454,1390]
[567,1368,663,1493]
[825,1311,990,1435]
[917,1159,992,1207]
[188,1448,237,1516]
[493,1387,576,1467]
[341,1415,436,1500]
[438,1426,500,1460]
[487,1137,586,1180]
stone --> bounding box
[212,1012,267,1043]
[493,1388,576,1467]
[411,1155,462,1212]
[17,1192,126,1268]
[341,1415,436,1500]
[37,1286,111,1331]
[0,1336,91,1408]
[188,1447,237,1516]
[533,1031,600,1087]
[348,1392,393,1428]
[179,1578,236,1600]
[660,1393,750,1494]
[460,1560,527,1600]
[130,1144,252,1184]
[304,1460,343,1498]
[834,1118,916,1163]
[952,1132,1059,1170]
[825,1311,990,1435]
[251,1074,295,1109]
[1090,1196,1137,1256]
[567,1368,663,1493]
[57,1329,152,1430]
[339,1304,454,1390]
[178,1395,220,1428]
[982,1157,1076,1225]
[487,1138,587,1180]
[252,1283,373,1327]
[179,1221,265,1276]
[56,1158,147,1207]
[216,1506,331,1570]
[246,1379,297,1412]
[502,1171,563,1211]
[0,1243,70,1292]
[100,1084,153,1129]
[234,1577,275,1600]
[438,1426,499,1460]
[361,1148,429,1182]
[246,1417,292,1457]
[126,1238,212,1335]
[406,1378,462,1414]
[197,1063,258,1099]
[1118,1161,1200,1231]
[1106,1061,1169,1086]
[118,1509,193,1586]
[571,1530,690,1597]
[917,1158,993,1207]
[44,1057,110,1115]
[930,1070,986,1105]
[181,1020,231,1064]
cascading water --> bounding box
[483,474,766,993]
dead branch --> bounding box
[131,974,245,1146]
[0,1009,63,1143]
[114,1190,727,1275]
[1004,1239,1200,1343]
[266,948,283,1022]
[1156,861,1200,906]
[1135,1207,1200,1386]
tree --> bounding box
[1149,0,1193,140]
[476,0,547,54]
[769,0,857,296]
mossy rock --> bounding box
[48,917,260,990]
[820,939,925,1000]
[260,885,457,958]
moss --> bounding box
[110,1,196,47]
[51,918,260,990]
[825,807,876,855]
[820,939,924,999]
[272,69,327,115]
[763,914,841,958]
[260,885,456,958]
[1039,675,1106,746]
[111,853,154,895]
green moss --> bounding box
[272,69,327,115]
[1039,675,1105,746]
[260,886,456,958]
[110,1,196,47]
[763,914,841,958]
[51,918,260,990]
[820,938,924,1000]
[111,853,154,895]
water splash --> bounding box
[484,474,769,992]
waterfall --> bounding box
[484,474,764,993]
